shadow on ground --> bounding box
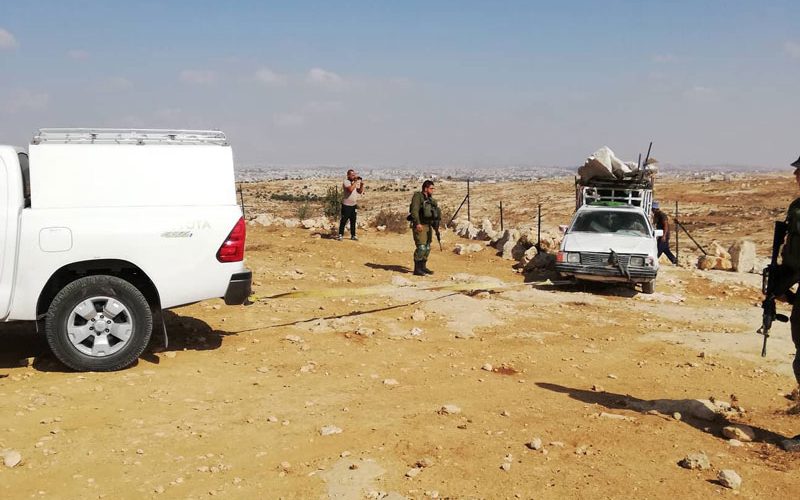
[365,262,412,274]
[0,310,232,373]
[536,382,790,444]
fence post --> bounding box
[467,179,471,222]
[499,201,504,231]
[675,201,679,262]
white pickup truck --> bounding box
[0,129,251,371]
[555,178,661,294]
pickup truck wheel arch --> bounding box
[45,275,153,371]
[37,260,160,319]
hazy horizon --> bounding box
[2,1,799,169]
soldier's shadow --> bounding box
[365,262,412,274]
[536,382,790,444]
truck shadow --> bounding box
[535,382,789,445]
[0,311,232,372]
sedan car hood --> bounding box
[563,232,656,255]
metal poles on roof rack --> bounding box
[32,128,228,146]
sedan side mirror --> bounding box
[654,229,664,238]
[559,224,569,234]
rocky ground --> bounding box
[1,174,799,499]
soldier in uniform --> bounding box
[775,155,800,448]
[408,180,439,276]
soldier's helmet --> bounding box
[792,156,800,169]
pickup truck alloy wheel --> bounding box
[66,296,133,357]
[45,275,153,371]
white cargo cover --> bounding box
[29,130,236,209]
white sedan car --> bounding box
[555,204,661,294]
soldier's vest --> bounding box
[784,197,800,271]
[421,197,440,224]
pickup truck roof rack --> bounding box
[32,128,228,146]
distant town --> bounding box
[234,163,782,182]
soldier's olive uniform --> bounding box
[409,191,439,274]
[783,197,800,385]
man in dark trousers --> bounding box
[409,180,439,276]
[337,169,364,241]
[652,201,677,264]
[773,156,800,450]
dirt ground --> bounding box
[1,174,799,499]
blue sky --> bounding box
[1,1,799,167]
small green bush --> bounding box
[296,202,311,220]
[374,209,409,233]
[323,185,343,218]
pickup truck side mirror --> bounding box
[558,224,569,234]
[654,229,664,238]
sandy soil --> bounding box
[1,174,799,499]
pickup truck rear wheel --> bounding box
[45,275,153,371]
[641,281,655,294]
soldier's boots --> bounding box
[422,259,434,275]
[413,260,426,276]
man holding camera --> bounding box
[337,169,365,241]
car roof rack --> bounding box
[32,128,228,146]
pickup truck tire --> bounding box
[45,275,153,372]
[641,281,655,294]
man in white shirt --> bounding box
[337,169,365,241]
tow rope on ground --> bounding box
[252,279,571,301]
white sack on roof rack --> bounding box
[578,146,659,184]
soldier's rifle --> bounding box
[758,221,790,356]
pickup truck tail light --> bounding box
[217,217,246,262]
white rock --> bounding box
[284,335,304,343]
[728,240,757,273]
[438,404,461,415]
[526,438,543,451]
[405,467,421,478]
[717,469,742,490]
[411,309,427,322]
[383,379,399,386]
[481,363,493,372]
[499,462,511,472]
[319,425,343,436]
[722,424,755,442]
[2,450,22,468]
[409,327,423,336]
[678,452,710,470]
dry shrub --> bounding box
[374,209,409,233]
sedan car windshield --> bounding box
[571,211,649,236]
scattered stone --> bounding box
[481,363,493,372]
[717,469,742,490]
[411,309,426,322]
[383,379,399,386]
[500,410,510,417]
[728,439,744,447]
[416,457,434,468]
[2,450,22,468]
[438,404,462,415]
[526,438,543,451]
[722,424,755,442]
[256,366,270,374]
[409,327,423,337]
[678,452,710,470]
[405,467,421,478]
[598,412,634,421]
[673,412,682,421]
[284,335,304,344]
[319,425,343,436]
[355,327,376,337]
[500,462,511,472]
[591,384,604,392]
